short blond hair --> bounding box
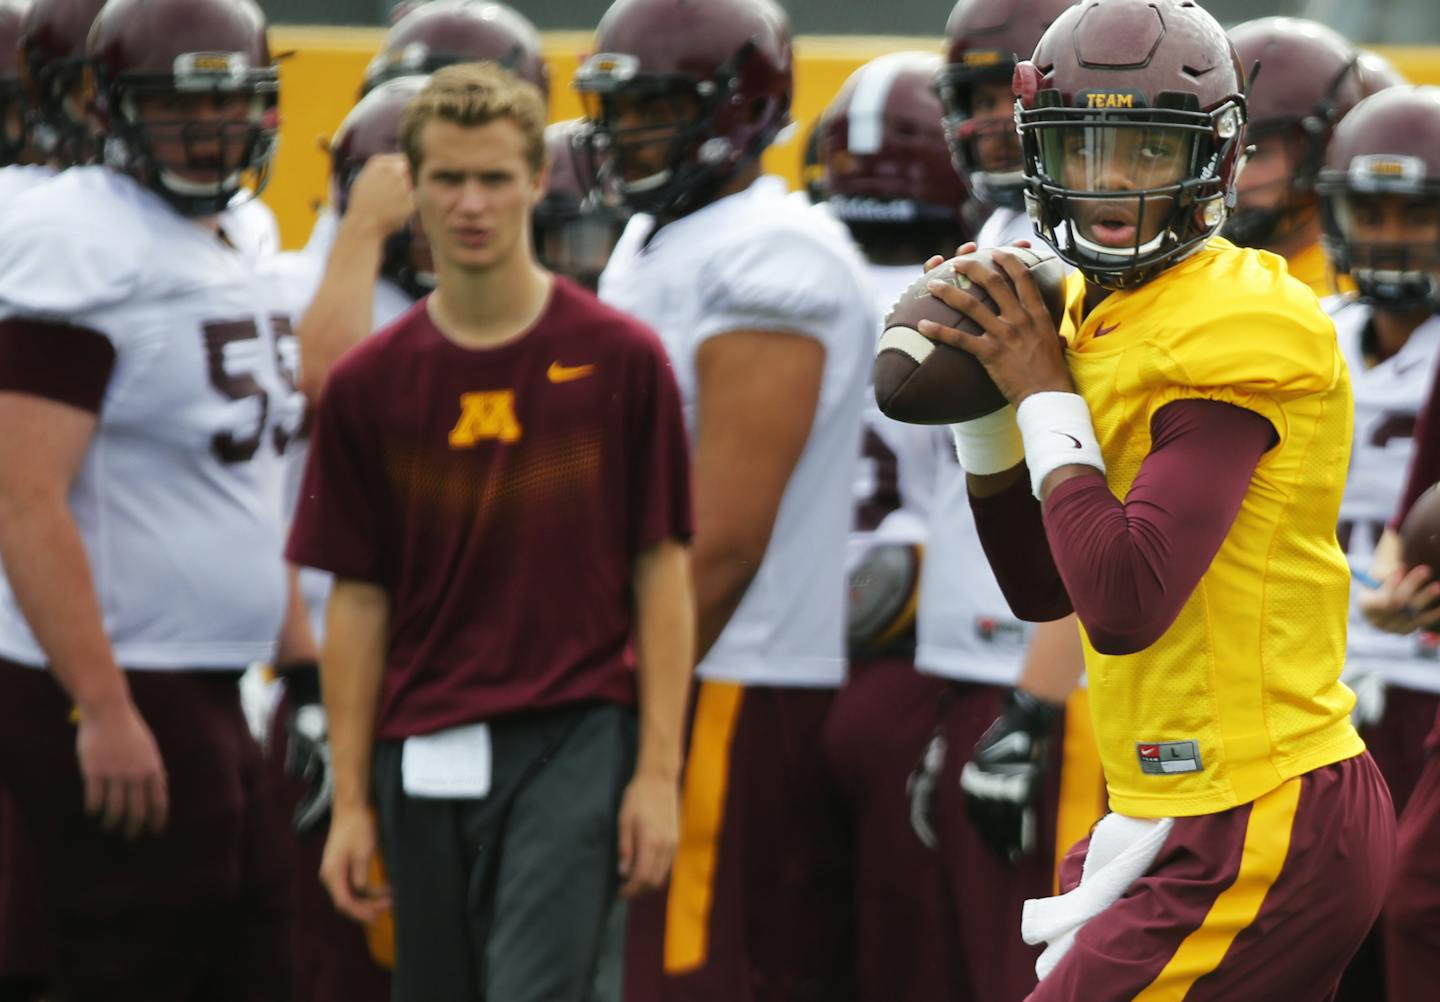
[401,62,547,176]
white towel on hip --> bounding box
[1021,812,1175,981]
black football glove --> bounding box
[906,728,946,851]
[280,662,333,835]
[960,688,1064,864]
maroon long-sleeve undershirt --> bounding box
[1396,357,1440,527]
[969,398,1277,655]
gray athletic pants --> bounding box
[373,702,636,1002]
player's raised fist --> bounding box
[874,246,1066,423]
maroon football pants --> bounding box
[0,659,291,1002]
[623,682,853,1002]
[819,656,963,1002]
[1385,716,1440,1002]
[1030,753,1394,1002]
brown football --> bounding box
[1401,482,1440,572]
[873,246,1068,424]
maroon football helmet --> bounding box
[936,0,1075,211]
[1319,86,1440,312]
[573,0,793,217]
[1222,18,1364,247]
[18,0,104,164]
[363,0,547,100]
[533,119,629,289]
[1015,0,1247,290]
[819,52,974,253]
[0,0,32,165]
[87,0,278,217]
[330,75,435,297]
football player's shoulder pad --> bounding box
[1121,241,1340,406]
[696,196,868,338]
[0,167,150,318]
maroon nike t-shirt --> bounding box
[287,277,692,739]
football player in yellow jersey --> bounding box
[914,1,1396,998]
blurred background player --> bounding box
[293,0,547,401]
[923,0,1394,995]
[916,4,1107,998]
[360,0,549,97]
[533,118,629,290]
[575,0,875,997]
[811,50,971,1002]
[0,0,305,998]
[1224,17,1369,297]
[935,0,1073,250]
[1317,84,1440,1002]
[0,0,104,208]
[1334,85,1440,1002]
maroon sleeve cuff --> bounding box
[1041,399,1272,655]
[968,469,1074,621]
[0,319,116,412]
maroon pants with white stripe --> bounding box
[1029,754,1393,1002]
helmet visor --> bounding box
[1034,123,1198,254]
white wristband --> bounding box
[949,405,1025,475]
[1015,391,1106,498]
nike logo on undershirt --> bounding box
[1095,322,1121,337]
[547,361,596,383]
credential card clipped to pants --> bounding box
[401,721,493,798]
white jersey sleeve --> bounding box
[1332,297,1440,691]
[0,168,297,671]
[224,192,281,258]
[600,176,874,687]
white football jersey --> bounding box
[1332,297,1440,691]
[600,175,874,687]
[225,192,281,258]
[0,164,56,209]
[0,167,302,670]
[852,262,949,552]
[976,205,1040,252]
[267,211,417,642]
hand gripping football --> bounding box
[873,247,1068,424]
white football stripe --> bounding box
[847,52,909,155]
[879,325,936,366]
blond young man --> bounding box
[287,64,695,1002]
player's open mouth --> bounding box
[1087,209,1140,248]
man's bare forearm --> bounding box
[0,488,129,713]
[322,579,390,811]
[633,539,696,780]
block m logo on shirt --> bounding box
[449,390,523,447]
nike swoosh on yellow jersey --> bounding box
[547,361,596,383]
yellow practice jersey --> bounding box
[1060,237,1365,818]
[1286,240,1355,299]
